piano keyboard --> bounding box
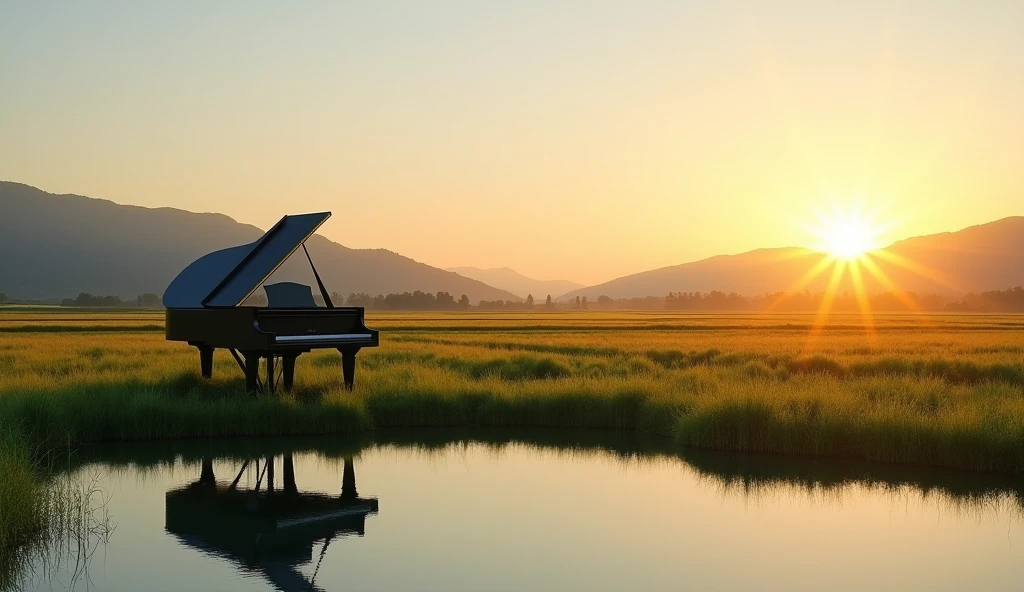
[275,333,375,343]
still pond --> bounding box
[18,430,1024,591]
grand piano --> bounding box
[163,212,379,392]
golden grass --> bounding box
[0,311,1022,474]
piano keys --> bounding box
[163,212,379,393]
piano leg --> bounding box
[283,453,297,494]
[341,456,357,500]
[199,457,215,486]
[265,354,275,393]
[339,348,358,390]
[242,351,260,392]
[199,346,214,379]
[282,355,296,392]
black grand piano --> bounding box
[163,212,378,392]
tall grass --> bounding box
[2,360,1023,474]
[0,446,115,592]
[1,311,1023,480]
[0,430,45,565]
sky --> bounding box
[2,1,1022,286]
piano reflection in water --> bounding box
[165,454,377,592]
[162,212,379,392]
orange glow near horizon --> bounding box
[772,204,952,353]
[2,3,1023,285]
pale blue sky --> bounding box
[2,1,1022,284]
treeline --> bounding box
[10,286,1024,312]
[55,292,163,308]
[61,293,125,307]
[345,291,471,310]
[345,292,563,311]
[948,286,1024,312]
[479,294,557,310]
[655,289,958,311]
[580,286,1024,312]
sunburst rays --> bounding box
[846,258,877,344]
[761,206,947,354]
[869,249,965,295]
[801,258,848,355]
[797,249,947,353]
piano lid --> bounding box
[162,212,331,309]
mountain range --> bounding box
[446,267,583,300]
[558,217,1024,301]
[2,181,1022,304]
[0,182,521,303]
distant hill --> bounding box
[0,182,521,303]
[560,217,1024,301]
[446,266,583,300]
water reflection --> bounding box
[165,455,377,592]
[20,429,1024,591]
[72,427,1024,523]
[5,469,115,592]
[684,446,1019,505]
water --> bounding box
[17,430,1024,591]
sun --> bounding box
[778,201,944,354]
[823,218,875,259]
[812,206,881,260]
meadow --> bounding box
[0,307,1015,467]
[1,309,1023,471]
[2,308,1024,564]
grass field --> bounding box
[2,309,1023,564]
[1,310,1023,471]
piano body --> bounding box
[163,212,379,392]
